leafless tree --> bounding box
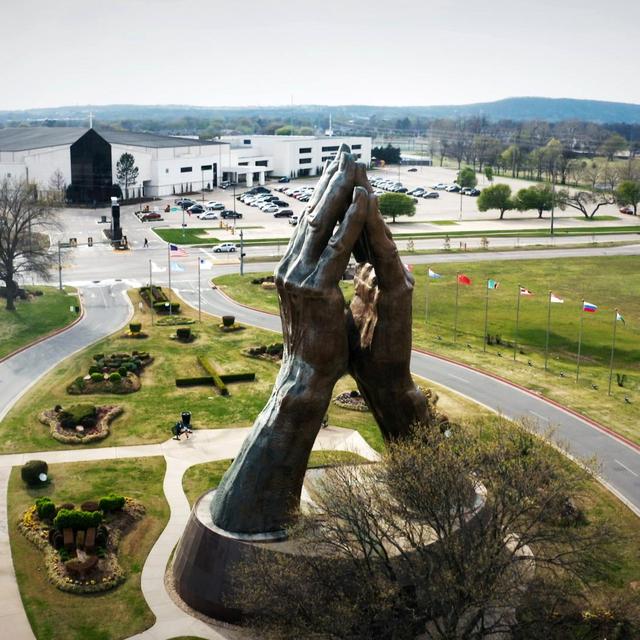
[233,420,625,640]
[556,189,616,219]
[0,179,60,310]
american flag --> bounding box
[169,243,188,257]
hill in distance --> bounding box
[2,97,640,124]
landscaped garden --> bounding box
[214,254,640,444]
[0,286,79,359]
[8,456,169,640]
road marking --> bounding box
[614,459,639,477]
[447,373,470,383]
[529,410,549,422]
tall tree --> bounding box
[477,183,513,219]
[599,133,627,161]
[116,153,139,199]
[514,184,555,218]
[615,180,640,215]
[456,166,477,189]
[0,180,60,310]
[378,192,416,223]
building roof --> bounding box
[0,127,223,151]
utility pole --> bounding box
[240,229,245,276]
[57,241,62,291]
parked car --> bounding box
[188,204,206,214]
[289,215,299,226]
[221,210,243,219]
[278,176,290,183]
[175,198,196,206]
[213,242,237,253]
[197,211,218,220]
[141,212,162,221]
[445,184,461,192]
[408,167,418,172]
[395,187,408,193]
[263,205,280,213]
[408,188,425,196]
[422,191,440,198]
[274,209,294,218]
[433,183,448,190]
[208,203,225,210]
[219,180,232,189]
[620,205,635,215]
[468,188,481,196]
[272,200,289,207]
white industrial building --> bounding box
[0,127,371,203]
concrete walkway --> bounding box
[0,427,378,640]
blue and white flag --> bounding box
[428,268,443,279]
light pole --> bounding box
[239,229,244,276]
[57,241,62,291]
[232,181,237,232]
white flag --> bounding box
[550,293,564,303]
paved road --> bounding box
[0,282,132,422]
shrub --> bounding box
[81,501,100,512]
[129,322,142,334]
[53,509,103,531]
[90,372,103,382]
[118,366,127,377]
[35,497,56,520]
[175,376,214,387]
[93,354,104,362]
[60,404,97,429]
[59,502,75,511]
[222,315,235,327]
[266,343,283,356]
[21,460,48,486]
[109,372,122,383]
[99,494,125,512]
[88,365,100,375]
[176,327,192,341]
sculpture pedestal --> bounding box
[172,489,298,622]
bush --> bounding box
[59,502,75,511]
[88,365,100,375]
[35,497,56,520]
[59,404,97,429]
[93,354,104,362]
[90,372,103,382]
[109,372,122,383]
[129,322,142,334]
[222,315,235,327]
[175,376,214,387]
[21,460,48,486]
[176,327,192,341]
[118,366,127,377]
[99,494,125,512]
[53,508,103,531]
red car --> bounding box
[141,212,162,221]
[619,205,635,215]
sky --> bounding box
[1,0,639,110]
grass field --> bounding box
[8,457,169,640]
[214,255,640,443]
[0,286,79,359]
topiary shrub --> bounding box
[99,494,125,512]
[21,460,48,486]
[118,366,127,377]
[93,354,104,362]
[129,322,142,334]
[90,372,103,382]
[35,497,56,520]
[53,509,103,531]
[176,327,192,342]
[109,372,122,383]
[222,315,235,327]
[88,365,100,375]
[60,404,97,429]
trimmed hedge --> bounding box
[220,372,256,383]
[176,327,192,342]
[175,376,214,387]
[59,404,97,429]
[99,494,125,512]
[222,315,235,327]
[109,372,122,382]
[53,508,103,531]
[196,356,228,396]
[90,372,104,382]
[129,322,142,334]
[35,497,56,520]
[21,460,48,486]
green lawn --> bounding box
[8,457,169,640]
[215,255,640,444]
[182,450,367,506]
[0,286,79,359]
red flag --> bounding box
[457,274,472,286]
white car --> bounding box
[205,201,223,208]
[213,242,237,253]
[197,211,219,220]
[263,205,279,213]
[289,215,299,226]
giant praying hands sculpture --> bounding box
[211,146,428,535]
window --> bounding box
[244,139,251,145]
[299,158,312,165]
[180,167,192,173]
[352,144,361,150]
[238,162,248,166]
[201,164,212,170]
[322,145,340,152]
[299,147,312,154]
[255,160,268,167]
[322,155,336,162]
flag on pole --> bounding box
[487,279,499,289]
[428,268,443,279]
[457,274,472,285]
[550,293,564,303]
[169,243,188,257]
[616,311,625,324]
[519,286,534,296]
[199,257,212,270]
[583,301,598,313]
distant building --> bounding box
[0,127,371,203]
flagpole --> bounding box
[167,243,172,317]
[149,259,154,326]
[198,256,202,324]
[425,268,430,330]
[483,279,489,352]
[453,273,460,343]
[576,300,584,383]
[607,308,619,396]
[544,290,552,371]
[513,284,521,361]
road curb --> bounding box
[0,289,85,365]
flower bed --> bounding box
[333,390,370,412]
[18,496,145,594]
[243,342,284,362]
[39,405,124,444]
